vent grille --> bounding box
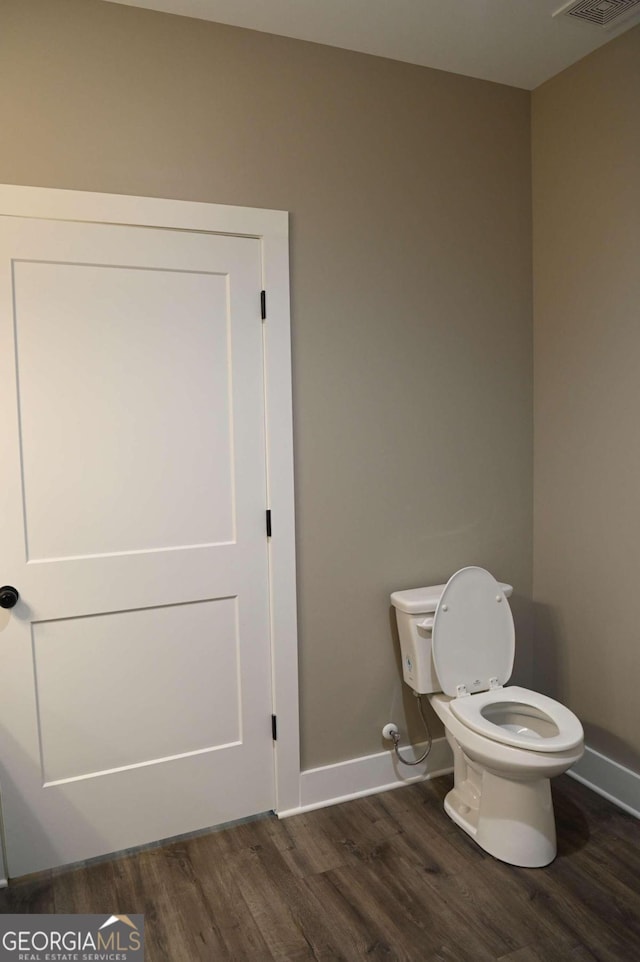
[555,0,640,27]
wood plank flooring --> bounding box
[1,774,639,961]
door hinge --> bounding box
[266,509,272,538]
[260,290,267,320]
[271,714,277,740]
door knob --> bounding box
[0,586,19,609]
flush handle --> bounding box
[417,616,435,630]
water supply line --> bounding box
[382,690,433,766]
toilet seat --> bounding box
[432,566,515,697]
[449,685,584,753]
[430,567,583,754]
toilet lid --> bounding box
[432,566,515,697]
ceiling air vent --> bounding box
[554,0,640,28]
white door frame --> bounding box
[0,185,301,847]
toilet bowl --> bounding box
[391,567,584,868]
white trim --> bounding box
[0,184,300,868]
[278,738,453,817]
[568,745,640,820]
[0,184,288,238]
[259,226,300,814]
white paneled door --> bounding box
[0,210,278,877]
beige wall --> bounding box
[1,0,533,769]
[532,26,640,773]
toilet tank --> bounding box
[391,585,446,694]
[390,580,513,694]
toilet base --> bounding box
[428,691,581,869]
[443,767,557,868]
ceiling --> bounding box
[103,0,639,89]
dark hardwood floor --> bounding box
[1,774,639,961]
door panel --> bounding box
[33,597,241,784]
[0,216,274,876]
[14,261,235,559]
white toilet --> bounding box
[390,566,584,868]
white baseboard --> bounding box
[281,739,640,823]
[278,737,453,818]
[569,745,640,820]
